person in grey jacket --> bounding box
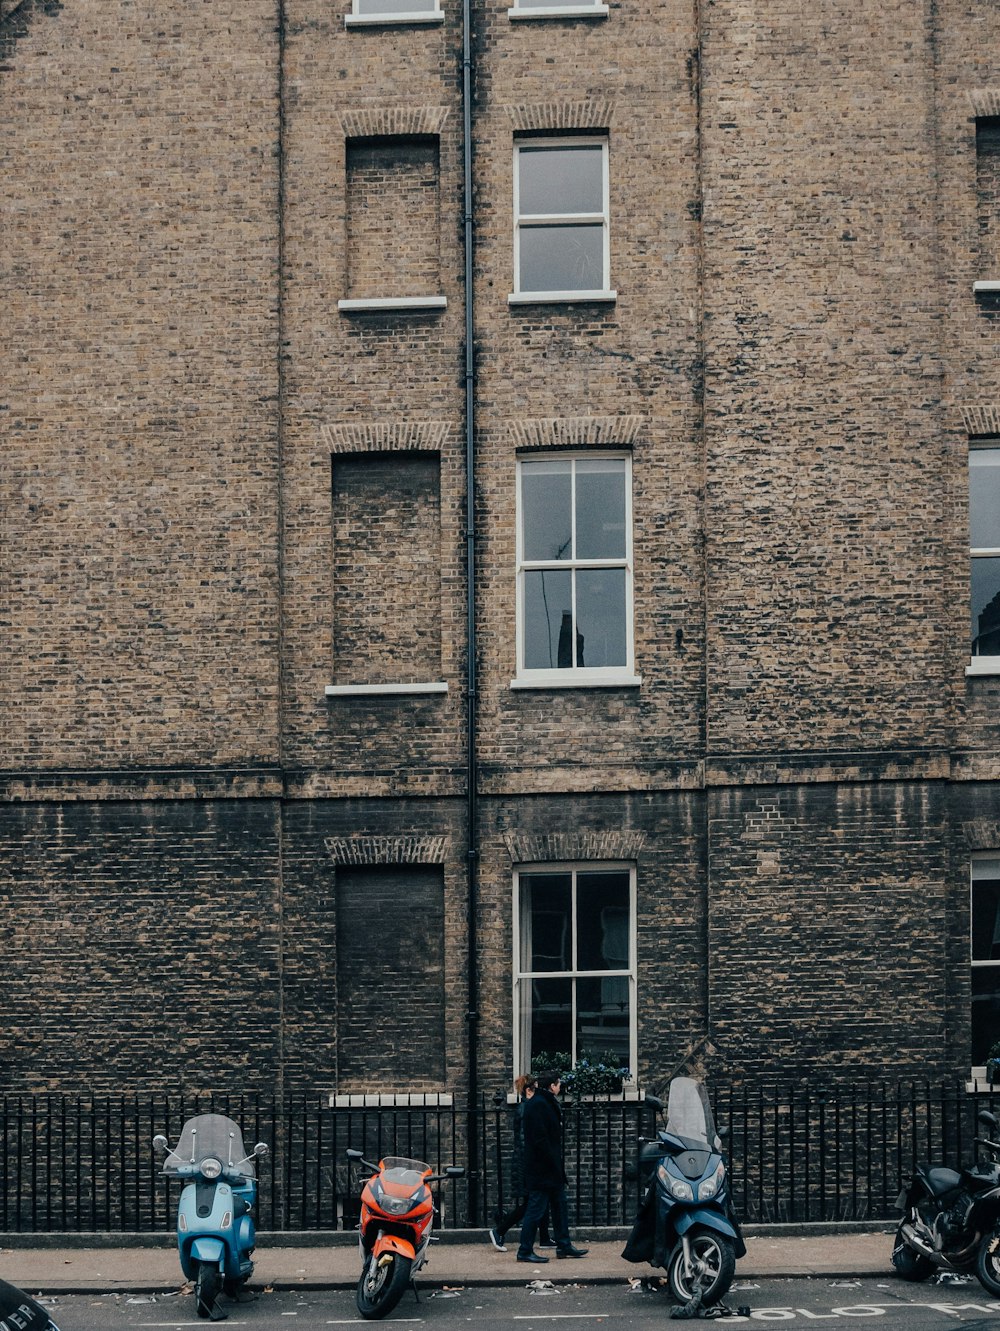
[515,1070,588,1263]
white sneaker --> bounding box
[488,1227,507,1252]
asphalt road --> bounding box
[31,1276,1000,1331]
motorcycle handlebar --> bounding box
[343,1150,465,1184]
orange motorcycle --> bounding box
[345,1148,465,1319]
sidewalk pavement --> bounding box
[0,1229,897,1295]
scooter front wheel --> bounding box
[194,1261,223,1320]
[356,1253,413,1320]
[667,1229,736,1307]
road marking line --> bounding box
[512,1316,612,1321]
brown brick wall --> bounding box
[1,0,281,773]
[2,0,1000,1097]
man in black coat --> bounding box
[515,1070,588,1262]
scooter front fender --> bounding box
[189,1236,226,1267]
[674,1207,740,1243]
[372,1233,417,1262]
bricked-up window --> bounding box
[332,453,442,686]
[512,138,612,300]
[969,445,1000,661]
[336,865,446,1086]
[977,119,1000,277]
[345,137,441,301]
[972,855,1000,1066]
[514,454,637,687]
[513,864,636,1077]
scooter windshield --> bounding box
[664,1077,718,1151]
[163,1114,255,1178]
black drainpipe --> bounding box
[461,0,480,1221]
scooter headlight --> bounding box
[657,1162,694,1202]
[201,1158,223,1180]
[699,1162,726,1201]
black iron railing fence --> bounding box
[2,1082,998,1234]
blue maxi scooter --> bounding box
[154,1113,269,1321]
[623,1076,745,1310]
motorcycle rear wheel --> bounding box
[194,1262,222,1320]
[976,1231,1000,1297]
[667,1229,736,1307]
[356,1253,413,1320]
[891,1226,932,1282]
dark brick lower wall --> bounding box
[0,801,282,1093]
[0,783,991,1094]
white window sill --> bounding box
[326,682,449,697]
[967,658,1000,676]
[345,9,443,22]
[327,1092,454,1107]
[338,296,447,313]
[974,281,1000,293]
[505,1087,642,1104]
[511,672,641,690]
[508,3,608,15]
[509,289,617,305]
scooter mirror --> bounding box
[445,1166,466,1179]
[345,1148,364,1161]
[152,1135,168,1152]
[253,1142,269,1158]
[980,1110,999,1130]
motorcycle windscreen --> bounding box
[0,1279,61,1331]
[163,1113,255,1177]
[665,1077,718,1150]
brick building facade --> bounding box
[2,0,999,1096]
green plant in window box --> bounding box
[531,1050,630,1097]
[987,1042,1000,1085]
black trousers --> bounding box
[496,1197,550,1242]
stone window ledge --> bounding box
[967,659,1000,677]
[974,281,1000,296]
[510,672,641,690]
[345,10,444,23]
[508,289,617,305]
[338,296,447,313]
[326,682,449,696]
[508,4,608,16]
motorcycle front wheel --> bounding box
[891,1226,932,1282]
[356,1253,413,1320]
[667,1229,736,1307]
[194,1261,222,1320]
[976,1231,1000,1296]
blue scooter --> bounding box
[154,1113,269,1321]
[623,1076,745,1309]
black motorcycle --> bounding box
[893,1108,1000,1294]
